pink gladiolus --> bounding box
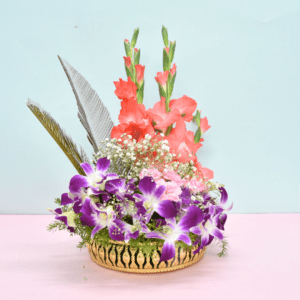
[155,71,169,87]
[165,47,169,54]
[170,63,177,76]
[124,39,129,43]
[147,97,181,133]
[134,48,139,53]
[200,116,211,134]
[169,95,197,122]
[166,119,202,164]
[123,56,131,68]
[195,162,214,180]
[135,64,145,84]
[114,77,137,100]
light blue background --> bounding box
[1,0,299,214]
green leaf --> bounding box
[131,28,139,48]
[169,41,176,64]
[163,48,169,71]
[195,110,201,127]
[162,26,169,47]
[194,127,202,143]
[134,49,140,65]
[125,66,133,80]
[124,40,131,57]
[137,81,144,104]
[168,72,176,99]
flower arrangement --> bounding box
[28,26,232,273]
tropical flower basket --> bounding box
[27,26,232,274]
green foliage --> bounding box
[162,26,169,47]
[217,238,229,257]
[194,127,202,143]
[163,48,169,71]
[136,81,144,104]
[124,40,131,57]
[54,198,61,205]
[47,220,67,232]
[125,66,133,80]
[134,48,140,65]
[131,28,139,48]
[169,41,176,64]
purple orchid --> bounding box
[61,158,118,213]
[47,207,76,233]
[218,187,233,212]
[134,176,177,223]
[105,178,136,201]
[145,205,203,261]
[80,199,126,241]
[190,204,224,254]
[124,214,150,243]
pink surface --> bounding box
[1,214,299,300]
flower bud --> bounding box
[170,63,177,76]
[135,64,145,84]
[123,56,131,68]
[155,71,169,88]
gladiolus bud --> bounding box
[123,56,131,68]
[165,47,170,54]
[135,65,145,84]
[155,71,169,88]
[170,63,177,76]
[124,39,130,43]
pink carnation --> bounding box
[139,168,162,181]
[188,179,206,193]
[163,169,186,186]
[160,181,182,202]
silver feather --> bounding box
[58,56,114,153]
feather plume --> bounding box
[26,99,89,175]
[58,56,114,153]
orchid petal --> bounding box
[154,184,166,200]
[200,233,210,248]
[165,217,176,227]
[80,198,93,215]
[145,231,165,240]
[138,176,156,196]
[160,240,176,262]
[156,200,177,218]
[61,193,74,205]
[177,233,191,245]
[208,203,215,216]
[225,202,233,212]
[96,157,110,174]
[73,201,82,214]
[55,215,68,226]
[109,220,125,241]
[219,187,228,206]
[178,205,204,231]
[91,224,104,239]
[211,227,224,240]
[80,214,97,226]
[54,208,62,215]
[69,175,89,194]
[80,162,94,176]
[190,226,202,235]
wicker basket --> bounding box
[87,239,206,274]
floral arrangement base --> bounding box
[87,240,206,274]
